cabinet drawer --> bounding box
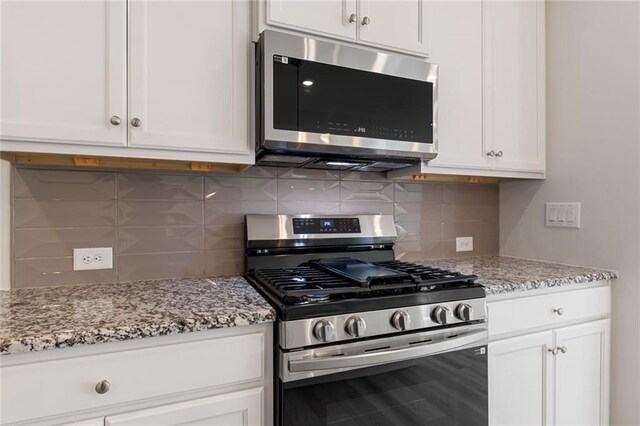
[488,286,610,337]
[0,332,264,424]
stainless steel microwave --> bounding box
[255,30,438,172]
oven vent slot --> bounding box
[409,339,433,345]
[447,334,459,339]
[364,346,391,353]
[330,353,345,357]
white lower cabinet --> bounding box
[105,388,263,426]
[0,324,272,426]
[488,285,610,426]
[489,331,554,426]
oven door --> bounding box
[278,323,487,426]
[260,30,438,162]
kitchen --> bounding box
[0,0,636,425]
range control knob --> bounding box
[431,306,451,325]
[313,320,336,342]
[455,303,473,322]
[391,311,411,331]
[345,316,366,337]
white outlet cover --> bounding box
[455,237,474,252]
[73,247,113,271]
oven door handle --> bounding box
[288,329,486,373]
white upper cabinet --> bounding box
[267,0,357,42]
[426,1,487,170]
[128,0,251,154]
[259,0,431,57]
[483,0,545,173]
[0,0,127,147]
[357,0,430,56]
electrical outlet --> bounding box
[73,247,113,271]
[456,237,473,252]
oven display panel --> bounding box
[292,218,361,234]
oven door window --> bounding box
[273,57,434,144]
[280,345,487,426]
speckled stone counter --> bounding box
[423,256,617,296]
[0,276,275,355]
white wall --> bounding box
[500,1,640,423]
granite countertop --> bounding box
[0,276,275,356]
[423,256,617,296]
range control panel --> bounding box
[292,218,361,234]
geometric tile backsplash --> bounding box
[11,166,498,288]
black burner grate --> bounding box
[251,259,477,303]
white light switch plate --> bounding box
[73,247,113,271]
[456,237,473,252]
[546,203,581,228]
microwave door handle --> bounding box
[288,329,487,373]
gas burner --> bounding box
[302,294,331,303]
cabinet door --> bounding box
[128,0,252,155]
[267,0,357,41]
[0,0,126,146]
[357,0,430,56]
[483,0,545,172]
[105,388,263,426]
[426,1,488,170]
[554,320,610,426]
[489,331,554,426]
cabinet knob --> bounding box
[109,116,121,126]
[131,117,142,128]
[559,346,568,354]
[361,16,371,25]
[553,307,564,316]
[548,347,559,356]
[487,150,496,157]
[348,13,357,23]
[496,150,504,158]
[95,379,111,394]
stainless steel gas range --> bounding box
[245,214,488,426]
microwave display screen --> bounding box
[272,56,433,143]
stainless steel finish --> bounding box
[496,150,504,157]
[560,346,568,354]
[260,30,438,162]
[280,298,487,349]
[109,116,121,126]
[431,306,450,325]
[348,13,357,23]
[95,380,111,394]
[313,320,336,343]
[391,310,410,331]
[361,16,370,25]
[554,307,564,316]
[131,117,142,127]
[456,303,473,321]
[345,316,366,337]
[246,214,397,242]
[281,323,487,382]
[487,150,496,157]
[549,347,559,356]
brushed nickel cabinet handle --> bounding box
[554,307,564,316]
[361,16,370,25]
[496,150,504,157]
[348,13,357,23]
[559,346,568,354]
[548,347,559,356]
[95,380,111,394]
[131,117,142,128]
[109,116,121,126]
[487,150,496,157]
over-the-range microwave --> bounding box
[255,30,438,172]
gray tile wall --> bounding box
[10,166,499,288]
